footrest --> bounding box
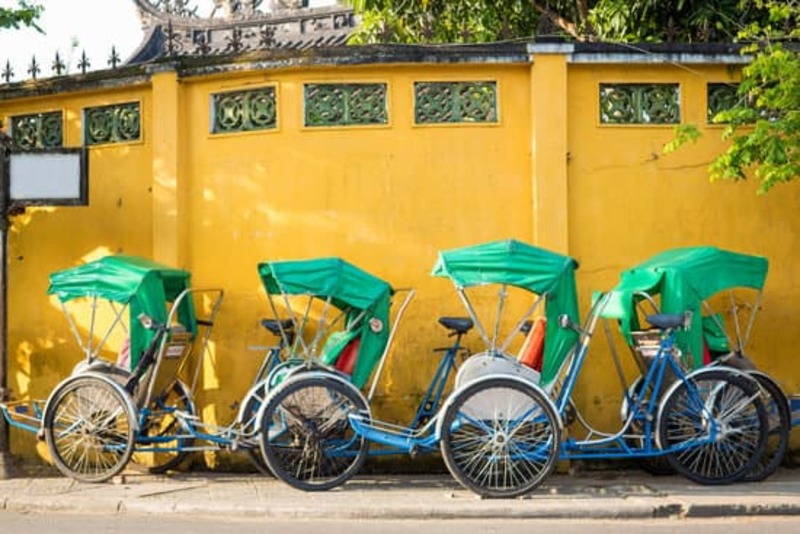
[1,400,45,432]
[790,395,800,428]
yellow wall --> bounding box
[1,50,798,464]
[565,62,800,428]
[2,85,153,457]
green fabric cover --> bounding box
[258,258,393,389]
[48,255,196,366]
[601,247,767,368]
[431,239,580,386]
[702,314,731,353]
[320,330,359,367]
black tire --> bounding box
[43,375,135,482]
[259,375,369,491]
[741,371,790,482]
[658,369,767,485]
[637,454,675,476]
[133,380,195,474]
[439,377,561,498]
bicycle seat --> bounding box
[261,319,294,336]
[645,313,687,330]
[438,317,474,334]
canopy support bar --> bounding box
[742,290,763,352]
[87,295,98,361]
[498,292,546,354]
[491,285,508,352]
[367,288,415,403]
[455,288,492,349]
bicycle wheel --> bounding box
[657,369,767,485]
[132,380,195,474]
[259,375,369,491]
[43,375,136,482]
[439,376,561,498]
[741,371,790,482]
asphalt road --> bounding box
[4,513,800,534]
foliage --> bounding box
[344,0,769,44]
[663,124,701,154]
[346,0,539,44]
[0,0,42,32]
[666,0,800,193]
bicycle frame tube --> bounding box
[553,292,611,416]
[407,331,465,430]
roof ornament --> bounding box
[129,0,357,64]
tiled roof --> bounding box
[127,1,356,64]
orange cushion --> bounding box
[519,318,546,372]
[334,337,360,375]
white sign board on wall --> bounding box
[6,149,88,207]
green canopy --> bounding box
[601,246,768,367]
[431,239,580,386]
[48,255,196,366]
[257,258,393,389]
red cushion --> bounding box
[335,337,360,375]
[519,318,546,372]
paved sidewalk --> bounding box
[1,467,799,520]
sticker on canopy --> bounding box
[369,318,384,333]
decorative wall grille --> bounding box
[10,111,63,149]
[84,102,141,145]
[304,83,387,127]
[707,83,741,122]
[414,81,497,124]
[212,87,277,133]
[600,84,680,124]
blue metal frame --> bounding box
[0,328,292,456]
[347,321,470,456]
[553,301,720,461]
[130,337,290,452]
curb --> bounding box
[3,472,800,521]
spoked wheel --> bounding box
[43,375,136,482]
[259,375,369,491]
[741,371,790,482]
[439,376,561,498]
[657,369,767,485]
[132,380,195,474]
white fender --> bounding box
[455,350,541,389]
[435,373,561,439]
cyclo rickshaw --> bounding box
[606,246,791,482]
[259,240,770,498]
[0,254,288,481]
[255,245,578,496]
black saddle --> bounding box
[438,317,474,334]
[645,313,687,330]
[261,319,295,344]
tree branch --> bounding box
[530,0,594,41]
